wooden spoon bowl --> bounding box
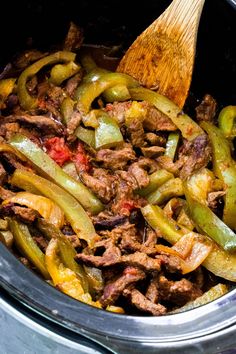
[117,0,205,108]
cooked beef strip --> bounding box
[81,168,117,203]
[195,94,217,123]
[178,134,212,180]
[96,143,136,170]
[13,50,47,70]
[121,252,162,272]
[105,101,177,133]
[158,275,202,306]
[157,254,182,274]
[207,191,226,210]
[100,266,145,306]
[75,239,121,267]
[2,114,64,135]
[142,102,177,131]
[1,205,38,223]
[76,248,162,272]
[65,73,83,97]
[2,152,33,173]
[33,236,48,252]
[141,146,165,158]
[156,155,183,175]
[145,132,166,146]
[145,277,159,303]
[124,288,166,316]
[128,162,150,189]
[93,214,128,230]
[63,22,84,51]
[105,101,132,124]
[127,118,145,147]
[0,163,6,185]
[0,186,15,201]
[1,122,20,140]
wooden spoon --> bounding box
[117,0,205,108]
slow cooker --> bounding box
[0,0,235,353]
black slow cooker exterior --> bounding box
[0,1,236,353]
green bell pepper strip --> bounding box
[165,132,180,160]
[102,84,131,102]
[80,60,130,102]
[49,61,81,86]
[147,178,184,205]
[137,169,174,197]
[185,186,236,252]
[201,121,236,230]
[172,283,228,313]
[9,133,104,214]
[9,219,50,279]
[218,105,236,139]
[61,96,75,124]
[10,169,98,248]
[75,126,96,148]
[17,51,76,110]
[129,87,203,141]
[61,97,96,148]
[141,204,236,282]
[37,219,89,292]
[95,112,123,149]
[74,72,139,115]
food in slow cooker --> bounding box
[0,22,235,315]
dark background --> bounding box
[0,0,235,107]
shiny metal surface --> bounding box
[227,0,236,8]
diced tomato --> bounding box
[44,137,72,166]
[120,200,137,214]
[73,142,90,172]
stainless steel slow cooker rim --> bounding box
[1,242,236,344]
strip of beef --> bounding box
[111,177,145,216]
[81,168,117,203]
[13,50,47,70]
[105,101,132,124]
[118,157,158,192]
[100,223,140,243]
[158,275,202,306]
[207,191,226,210]
[124,288,166,316]
[121,252,162,272]
[0,186,15,201]
[76,232,161,272]
[33,236,48,252]
[195,94,217,123]
[0,122,20,140]
[128,161,150,189]
[127,118,145,147]
[146,277,159,303]
[63,22,83,51]
[75,239,121,267]
[96,143,136,170]
[100,266,145,306]
[1,204,38,223]
[178,134,212,180]
[93,213,128,230]
[2,114,64,135]
[141,146,165,158]
[157,254,182,274]
[145,132,166,146]
[105,101,177,133]
[2,152,33,173]
[156,155,183,176]
[66,73,83,97]
[0,162,6,185]
[142,102,177,131]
